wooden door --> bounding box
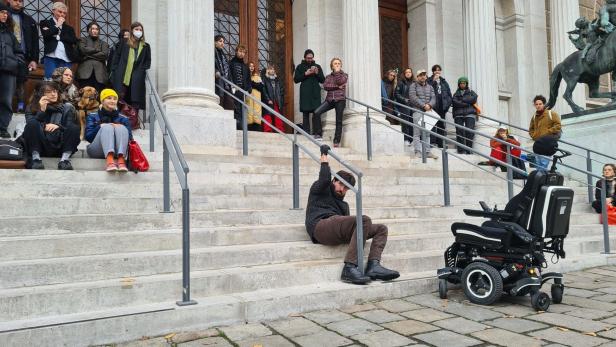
[379,0,409,75]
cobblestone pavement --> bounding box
[112,266,616,347]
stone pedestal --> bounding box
[549,0,585,113]
[340,0,403,155]
[162,0,235,147]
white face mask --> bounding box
[133,30,143,39]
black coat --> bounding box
[0,23,24,75]
[305,163,350,243]
[39,18,79,62]
[428,76,453,115]
[452,88,478,118]
[293,60,325,112]
[10,9,39,64]
[228,56,251,92]
[261,75,284,107]
[110,40,151,109]
[394,78,414,114]
[595,179,616,202]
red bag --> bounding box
[119,100,142,130]
[600,205,616,225]
[128,140,149,172]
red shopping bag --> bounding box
[128,140,149,172]
[599,205,616,225]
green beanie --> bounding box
[458,76,469,84]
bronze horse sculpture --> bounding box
[548,29,616,113]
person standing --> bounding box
[528,95,561,170]
[452,76,478,154]
[110,22,151,111]
[0,2,23,138]
[293,49,325,137]
[246,61,263,131]
[76,21,109,92]
[107,29,128,77]
[261,64,285,133]
[427,64,452,148]
[394,68,414,146]
[39,2,78,80]
[228,44,251,130]
[7,0,38,113]
[313,58,347,147]
[214,34,233,109]
[408,69,438,159]
[381,69,399,125]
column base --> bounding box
[340,115,405,155]
[165,104,236,148]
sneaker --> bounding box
[58,160,73,170]
[333,142,340,148]
[117,162,128,172]
[106,162,118,172]
[0,129,10,139]
[426,152,438,159]
[404,140,411,147]
[314,135,323,142]
[31,159,44,170]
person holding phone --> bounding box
[294,49,325,138]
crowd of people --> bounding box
[0,0,150,171]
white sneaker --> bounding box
[426,152,438,159]
[404,140,411,147]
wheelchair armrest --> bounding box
[463,209,514,220]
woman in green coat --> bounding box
[294,49,325,138]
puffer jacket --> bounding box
[394,78,413,114]
[323,71,347,102]
[452,88,478,118]
[428,76,453,115]
[84,109,133,143]
[0,22,24,74]
[408,81,436,110]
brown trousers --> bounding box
[314,215,388,265]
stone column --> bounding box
[340,0,403,154]
[162,0,235,148]
[549,0,585,114]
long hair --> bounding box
[402,68,414,82]
[0,10,14,31]
[603,164,616,178]
[28,81,62,113]
[127,22,145,48]
[248,61,259,76]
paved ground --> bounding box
[108,266,616,347]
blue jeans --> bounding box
[534,155,551,170]
[43,56,71,79]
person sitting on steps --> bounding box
[305,144,400,285]
[592,164,616,214]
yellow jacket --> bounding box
[529,109,561,141]
[247,75,262,125]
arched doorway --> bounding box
[379,0,408,76]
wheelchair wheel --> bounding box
[531,291,551,311]
[439,279,447,299]
[551,284,564,304]
[461,262,502,305]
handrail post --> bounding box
[442,148,451,206]
[177,185,197,306]
[355,177,365,274]
[506,145,514,200]
[292,132,300,209]
[420,115,427,163]
[601,179,611,254]
[162,130,171,213]
[587,150,593,204]
[149,95,155,153]
[242,103,248,156]
[366,108,372,161]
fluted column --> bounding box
[550,0,585,113]
[163,0,219,107]
[463,0,499,120]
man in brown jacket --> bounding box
[529,95,561,169]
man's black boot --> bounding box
[341,263,371,285]
[365,260,400,281]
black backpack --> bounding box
[0,139,24,161]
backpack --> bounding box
[0,139,24,161]
[118,100,142,130]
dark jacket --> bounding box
[214,47,230,95]
[39,18,79,62]
[110,40,151,109]
[452,88,478,118]
[381,78,395,112]
[9,8,38,64]
[294,60,325,112]
[228,56,251,92]
[305,163,350,242]
[394,78,414,114]
[0,22,24,75]
[85,109,133,143]
[428,76,453,115]
[262,74,284,107]
[25,102,78,126]
[595,179,616,202]
[76,35,109,83]
[107,39,124,75]
[323,71,347,102]
[409,81,436,110]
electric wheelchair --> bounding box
[437,149,573,311]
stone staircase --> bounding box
[0,128,614,346]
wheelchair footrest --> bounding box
[510,277,542,296]
[437,267,462,283]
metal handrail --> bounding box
[217,76,370,272]
[349,94,611,253]
[145,73,196,306]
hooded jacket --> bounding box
[452,87,478,118]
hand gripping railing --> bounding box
[349,95,612,253]
[216,77,371,272]
[145,73,196,306]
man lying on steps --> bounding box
[305,145,400,285]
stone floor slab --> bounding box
[292,330,352,347]
[486,317,548,333]
[219,323,272,341]
[432,317,489,334]
[236,335,294,347]
[341,303,377,314]
[351,329,415,347]
[400,308,454,322]
[373,299,423,313]
[179,337,233,347]
[267,317,323,338]
[118,338,169,347]
[598,287,616,295]
[171,330,220,344]
[531,327,610,347]
[563,296,616,311]
[528,312,613,333]
[566,307,614,320]
[381,319,438,336]
[353,309,405,324]
[599,328,616,339]
[326,318,382,337]
[414,330,481,347]
[471,328,543,347]
[593,294,616,303]
[566,287,602,298]
[303,309,353,325]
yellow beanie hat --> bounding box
[100,88,119,102]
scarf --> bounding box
[607,178,615,197]
[215,47,229,78]
[123,41,143,86]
